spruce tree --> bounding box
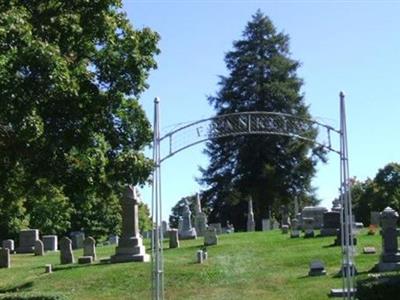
[199,11,324,230]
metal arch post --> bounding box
[339,92,355,300]
[152,97,164,300]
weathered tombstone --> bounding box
[204,227,218,246]
[196,250,204,264]
[247,197,255,232]
[169,229,180,249]
[34,240,44,256]
[301,207,328,229]
[262,219,271,231]
[272,219,280,229]
[178,217,183,234]
[281,225,289,234]
[70,231,85,249]
[320,211,341,236]
[208,223,222,235]
[225,221,235,234]
[303,217,314,238]
[363,247,376,254]
[377,207,400,272]
[78,256,93,264]
[0,248,10,268]
[194,193,208,237]
[2,240,14,253]
[109,235,119,245]
[83,237,96,261]
[45,264,52,273]
[16,229,39,253]
[335,226,357,246]
[161,221,169,238]
[290,218,300,238]
[111,185,150,263]
[179,200,197,240]
[42,235,58,251]
[280,205,290,227]
[308,260,326,276]
[60,237,74,264]
[370,211,380,226]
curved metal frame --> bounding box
[151,93,355,300]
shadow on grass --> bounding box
[52,260,111,272]
[0,281,33,293]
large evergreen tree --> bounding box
[0,1,159,239]
[199,11,324,230]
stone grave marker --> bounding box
[0,248,10,268]
[179,200,197,240]
[45,264,52,274]
[377,207,400,272]
[208,223,222,235]
[196,250,204,264]
[34,240,44,256]
[16,229,39,253]
[247,197,255,232]
[43,235,58,251]
[290,218,300,238]
[109,235,119,245]
[303,217,315,238]
[111,185,150,263]
[262,219,271,231]
[308,260,326,276]
[363,247,376,254]
[70,231,85,249]
[2,240,14,253]
[370,211,380,226]
[204,227,218,246]
[281,225,289,234]
[78,256,93,264]
[194,193,207,237]
[83,237,96,261]
[169,229,179,249]
[320,211,340,236]
[60,237,74,264]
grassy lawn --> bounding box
[0,229,382,300]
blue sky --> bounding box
[123,0,400,220]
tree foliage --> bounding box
[352,163,400,225]
[0,0,159,239]
[199,11,324,230]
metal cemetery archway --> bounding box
[151,92,355,300]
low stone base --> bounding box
[320,228,338,236]
[78,256,93,264]
[111,253,150,263]
[16,247,35,254]
[330,288,357,297]
[304,231,314,238]
[290,231,300,238]
[308,269,326,276]
[377,261,400,272]
[179,228,197,240]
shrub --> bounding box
[357,274,400,300]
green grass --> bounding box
[0,230,382,300]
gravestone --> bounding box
[204,227,218,246]
[45,264,52,274]
[178,217,183,234]
[262,219,271,231]
[0,248,10,268]
[290,218,300,238]
[78,256,93,264]
[247,197,255,232]
[34,240,44,256]
[179,200,197,240]
[169,229,179,248]
[162,221,169,238]
[83,237,96,261]
[363,247,376,254]
[70,231,85,249]
[16,229,39,253]
[301,207,328,229]
[43,235,58,251]
[377,207,400,272]
[331,198,342,212]
[109,235,119,245]
[370,211,380,227]
[281,225,289,234]
[208,223,222,235]
[225,221,235,234]
[60,237,74,264]
[303,217,314,238]
[111,185,150,263]
[194,193,208,237]
[272,220,280,229]
[2,240,14,253]
[320,211,341,236]
[308,260,326,276]
[196,250,204,264]
[280,205,290,227]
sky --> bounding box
[122,0,400,221]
